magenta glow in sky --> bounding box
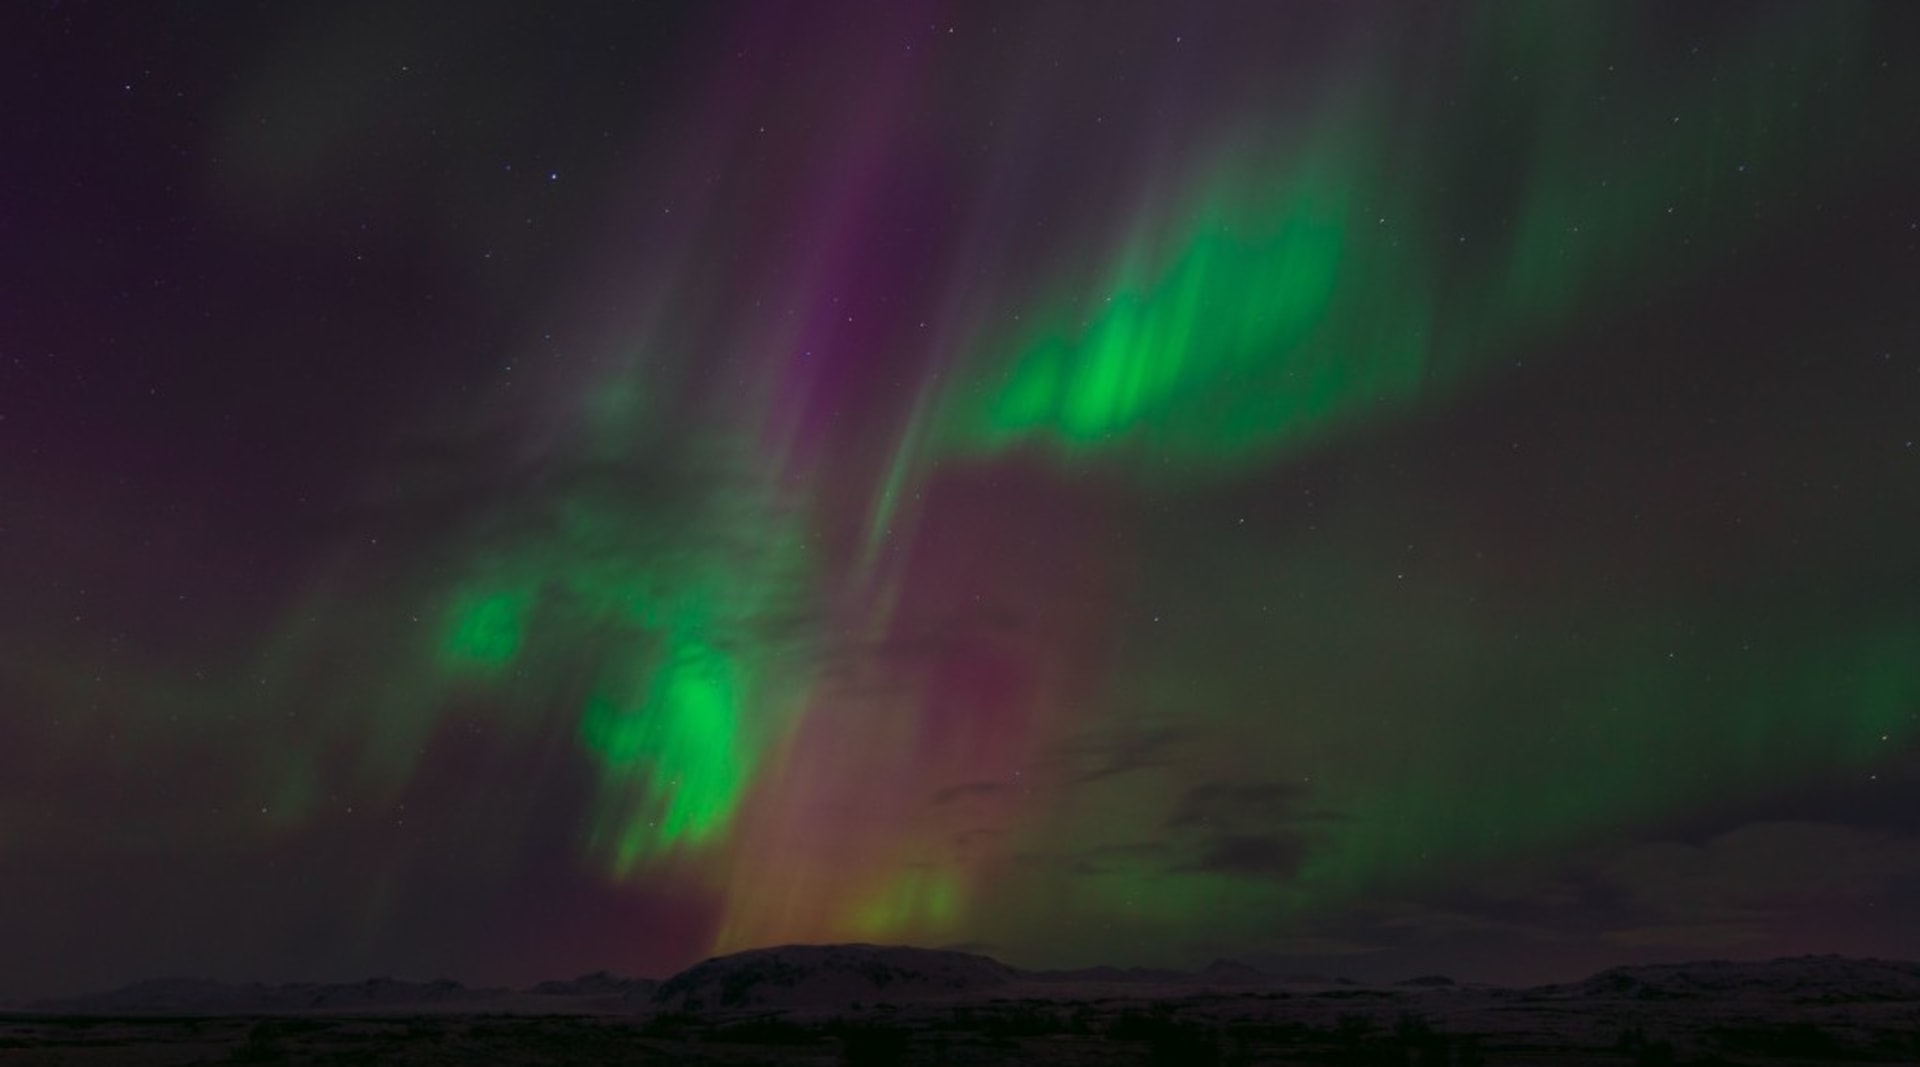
[3,0,1920,998]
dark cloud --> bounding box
[1164,781,1310,831]
[1255,819,1920,982]
[1065,842,1168,877]
[1176,834,1309,878]
[1055,725,1193,785]
[1599,922,1774,954]
[1596,821,1920,922]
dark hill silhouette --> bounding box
[650,943,1018,1011]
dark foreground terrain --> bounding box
[5,948,1918,1065]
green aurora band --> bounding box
[408,2,1913,913]
[65,0,1898,963]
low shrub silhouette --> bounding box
[1712,1022,1847,1059]
[709,1017,823,1045]
[978,1005,1074,1038]
[226,1022,289,1064]
[1109,1011,1221,1067]
[834,1022,911,1067]
[639,1011,700,1038]
[1145,1022,1221,1067]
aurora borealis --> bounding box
[4,1,1920,997]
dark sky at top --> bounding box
[3,1,1920,999]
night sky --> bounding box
[5,1,1920,999]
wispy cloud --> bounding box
[1174,834,1309,877]
[1055,725,1194,785]
[1164,781,1310,830]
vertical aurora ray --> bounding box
[938,121,1435,474]
[15,0,1919,992]
[581,630,750,868]
[313,0,1915,957]
[1481,3,1874,349]
[922,3,1886,486]
[407,443,821,878]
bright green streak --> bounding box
[581,628,753,872]
[936,6,1877,483]
[542,488,802,874]
[989,186,1343,443]
[418,466,808,876]
[958,138,1432,472]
